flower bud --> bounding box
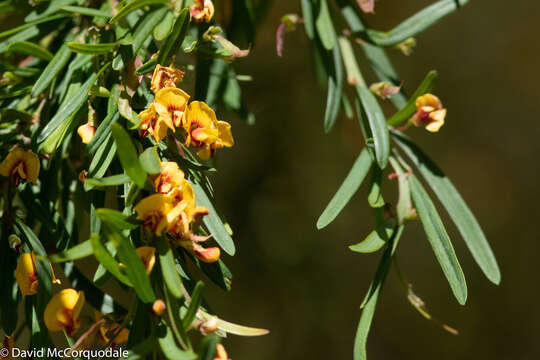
[15,252,38,296]
[8,235,21,252]
[77,123,96,144]
[369,82,401,99]
[394,37,416,56]
[152,299,166,316]
[190,0,215,23]
[44,289,85,336]
[200,317,218,335]
[214,344,231,360]
[194,245,220,263]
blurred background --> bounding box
[206,1,540,359]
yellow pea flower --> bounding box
[77,123,96,144]
[151,64,185,93]
[213,344,231,360]
[155,87,190,128]
[0,148,40,185]
[44,288,85,336]
[178,240,220,263]
[134,194,177,236]
[154,162,185,194]
[190,0,215,23]
[15,252,38,296]
[138,103,175,143]
[409,94,447,133]
[135,246,156,275]
[185,101,234,160]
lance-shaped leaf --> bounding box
[358,0,469,47]
[356,86,390,169]
[300,0,315,39]
[85,174,131,188]
[96,208,140,231]
[393,131,501,284]
[157,238,184,299]
[354,226,403,360]
[59,5,112,18]
[67,42,117,54]
[182,281,203,330]
[199,311,270,336]
[156,323,197,360]
[0,14,65,39]
[156,8,190,66]
[323,36,343,132]
[317,148,372,229]
[48,240,93,263]
[139,146,161,174]
[90,234,133,287]
[191,181,236,256]
[32,43,71,96]
[109,0,169,24]
[387,70,438,126]
[315,0,335,50]
[106,227,156,303]
[8,41,53,60]
[37,62,110,145]
[409,174,467,304]
[111,123,147,188]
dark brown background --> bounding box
[208,1,540,359]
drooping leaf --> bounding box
[315,0,335,50]
[317,148,372,229]
[8,41,53,60]
[182,281,203,330]
[409,174,467,304]
[90,234,133,287]
[191,182,236,256]
[393,131,500,284]
[110,122,148,188]
[96,208,140,231]
[300,0,315,39]
[32,43,72,96]
[323,36,343,133]
[157,238,184,299]
[85,174,132,188]
[156,8,190,66]
[109,0,169,24]
[48,240,93,263]
[139,146,161,174]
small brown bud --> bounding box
[152,299,166,316]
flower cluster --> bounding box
[134,161,221,263]
[139,65,234,160]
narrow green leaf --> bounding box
[367,167,384,208]
[37,62,110,143]
[300,0,315,39]
[85,134,117,191]
[324,37,343,133]
[90,234,133,287]
[359,0,469,47]
[315,0,335,50]
[157,324,197,360]
[127,337,156,360]
[135,57,158,76]
[354,226,403,360]
[67,42,117,54]
[153,10,174,40]
[110,0,169,24]
[133,8,168,53]
[111,122,147,188]
[349,230,387,253]
[139,146,161,174]
[182,281,203,330]
[106,227,156,303]
[32,43,71,96]
[409,175,467,304]
[156,8,190,66]
[0,26,39,53]
[356,86,390,169]
[48,240,93,263]
[8,41,53,60]
[15,219,46,256]
[393,132,500,284]
[191,182,236,256]
[157,238,184,299]
[96,208,140,231]
[338,36,365,86]
[0,14,65,39]
[60,5,112,17]
[88,111,118,155]
[317,148,372,229]
[387,70,438,126]
[85,174,131,188]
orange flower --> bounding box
[155,87,190,128]
[154,162,185,194]
[138,103,175,142]
[134,194,176,236]
[44,289,85,336]
[185,101,234,160]
[190,0,215,23]
[0,148,40,185]
[151,64,185,93]
[409,94,447,132]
